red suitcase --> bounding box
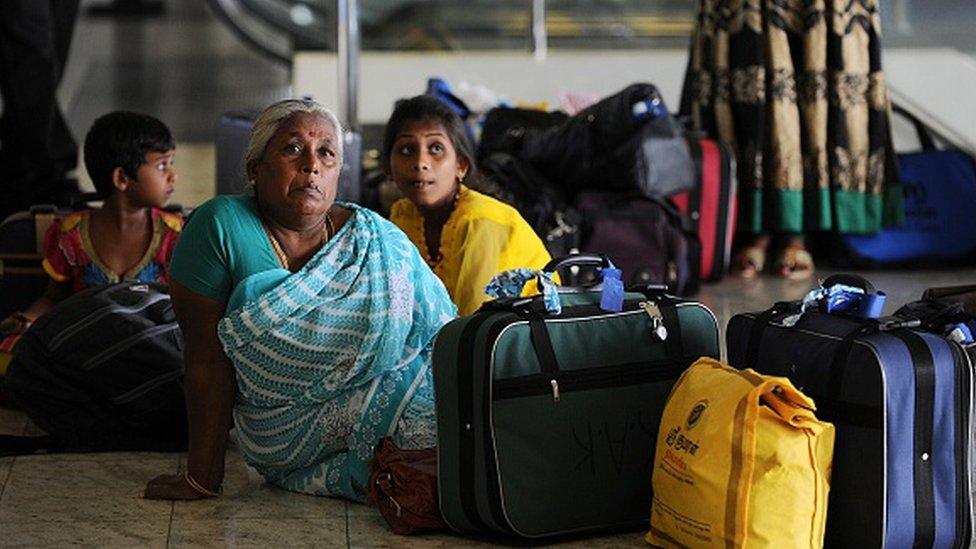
[671,136,737,282]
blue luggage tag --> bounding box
[948,323,974,344]
[856,291,886,319]
[599,268,624,312]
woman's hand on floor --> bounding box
[142,474,210,500]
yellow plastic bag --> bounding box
[646,357,834,548]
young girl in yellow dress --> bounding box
[385,95,552,316]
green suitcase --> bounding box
[433,254,720,538]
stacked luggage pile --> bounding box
[418,266,975,547]
[471,83,738,295]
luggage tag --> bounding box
[948,322,974,344]
[639,301,668,341]
[599,268,624,313]
[537,271,562,315]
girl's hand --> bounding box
[142,474,209,500]
[0,313,32,336]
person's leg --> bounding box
[0,1,54,216]
[774,233,814,280]
[34,0,80,206]
[0,0,78,218]
[731,233,770,278]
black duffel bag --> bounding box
[517,83,695,198]
[1,281,187,454]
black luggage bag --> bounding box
[2,281,187,454]
[726,275,973,548]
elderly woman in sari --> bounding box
[142,99,455,501]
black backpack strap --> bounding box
[744,301,799,370]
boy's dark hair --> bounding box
[83,111,175,198]
[381,95,480,188]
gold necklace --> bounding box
[265,211,335,270]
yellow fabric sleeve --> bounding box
[389,188,553,317]
[452,219,509,316]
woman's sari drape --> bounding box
[217,206,455,501]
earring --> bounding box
[248,178,256,187]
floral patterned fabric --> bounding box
[682,0,903,234]
[215,205,456,502]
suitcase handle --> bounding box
[821,274,876,295]
[542,253,616,275]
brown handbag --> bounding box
[366,436,447,535]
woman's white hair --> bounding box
[245,98,344,171]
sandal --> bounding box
[730,246,766,279]
[775,245,815,281]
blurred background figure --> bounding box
[0,0,82,220]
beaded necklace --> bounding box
[264,211,335,271]
[424,189,461,269]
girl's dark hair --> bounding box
[381,95,481,188]
[83,111,175,198]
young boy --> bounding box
[0,111,183,373]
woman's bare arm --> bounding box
[0,279,68,335]
[143,280,237,499]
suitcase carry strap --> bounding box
[526,296,685,380]
[891,330,937,549]
[743,301,799,370]
[828,326,938,548]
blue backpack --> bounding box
[839,106,976,267]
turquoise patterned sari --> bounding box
[216,204,455,501]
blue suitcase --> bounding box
[727,276,973,548]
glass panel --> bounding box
[211,1,976,59]
[209,0,698,56]
[880,0,976,58]
[544,0,694,50]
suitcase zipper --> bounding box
[494,358,690,401]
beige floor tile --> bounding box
[0,518,170,548]
[347,512,499,548]
[19,450,181,465]
[170,438,345,521]
[348,511,647,548]
[171,461,346,521]
[0,459,12,496]
[0,456,178,523]
[167,516,347,548]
